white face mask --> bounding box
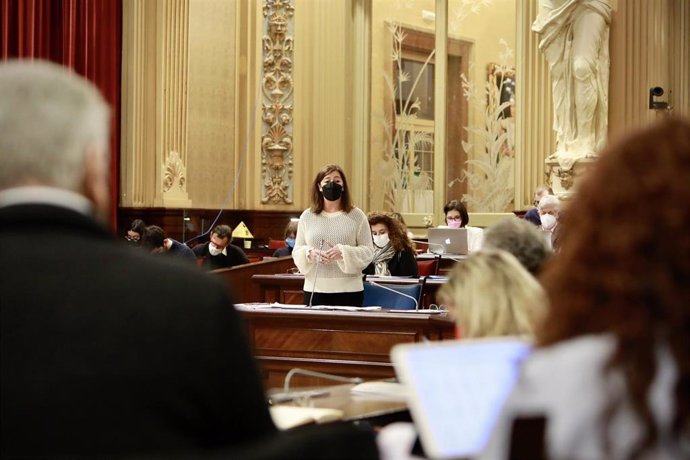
[209,242,226,256]
[540,213,557,230]
[373,233,390,248]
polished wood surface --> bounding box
[211,257,296,303]
[239,306,455,389]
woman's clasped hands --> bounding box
[309,241,343,264]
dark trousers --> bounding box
[303,290,364,307]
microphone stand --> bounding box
[283,368,364,394]
[307,239,325,308]
[411,239,446,255]
[367,279,420,311]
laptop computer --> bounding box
[427,227,469,255]
[391,338,531,459]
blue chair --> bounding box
[362,281,423,310]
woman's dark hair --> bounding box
[129,219,146,237]
[538,117,690,458]
[443,200,469,227]
[368,212,414,252]
[310,164,353,214]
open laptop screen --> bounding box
[391,338,531,459]
[427,228,469,255]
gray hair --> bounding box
[538,194,561,212]
[0,60,110,191]
[483,217,552,275]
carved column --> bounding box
[261,0,294,204]
[158,0,191,207]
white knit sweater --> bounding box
[292,207,374,293]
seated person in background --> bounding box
[523,185,553,226]
[142,225,197,264]
[441,199,483,251]
[125,218,146,247]
[273,220,298,257]
[537,194,561,250]
[482,217,552,276]
[363,212,418,277]
[480,117,690,460]
[193,224,249,270]
[437,249,546,338]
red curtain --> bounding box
[1,0,122,228]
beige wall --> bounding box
[120,0,690,214]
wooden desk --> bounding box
[268,383,409,424]
[239,306,455,389]
[211,256,297,303]
[252,274,447,308]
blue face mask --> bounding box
[285,238,296,248]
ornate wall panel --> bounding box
[120,0,158,207]
[186,0,236,209]
[261,0,295,204]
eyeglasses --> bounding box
[446,217,462,222]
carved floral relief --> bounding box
[261,0,294,204]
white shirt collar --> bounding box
[0,186,94,216]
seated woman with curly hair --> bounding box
[363,212,418,277]
[481,117,690,460]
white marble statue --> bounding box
[533,0,612,170]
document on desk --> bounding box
[236,303,382,312]
[269,405,344,430]
[350,381,410,401]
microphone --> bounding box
[283,368,364,393]
[411,239,446,255]
[367,279,420,311]
[307,239,325,308]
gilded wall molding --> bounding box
[261,0,294,204]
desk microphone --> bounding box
[411,239,446,255]
[307,239,325,308]
[283,368,364,393]
[368,280,420,311]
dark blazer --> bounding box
[0,204,275,457]
[363,248,419,277]
[524,208,542,226]
[193,241,249,270]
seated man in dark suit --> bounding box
[0,60,276,457]
[142,224,197,264]
[523,185,553,226]
[193,224,249,270]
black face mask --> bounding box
[321,181,343,201]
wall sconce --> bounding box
[649,87,671,111]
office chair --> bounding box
[416,258,439,276]
[362,281,424,310]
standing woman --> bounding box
[293,164,374,306]
[364,212,418,277]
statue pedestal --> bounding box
[545,157,597,200]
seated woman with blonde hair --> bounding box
[437,249,546,338]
